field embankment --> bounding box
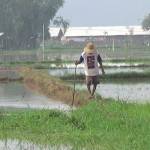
[20,68,91,106]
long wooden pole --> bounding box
[71,65,77,108]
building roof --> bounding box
[0,33,4,36]
[48,27,62,37]
[64,26,150,37]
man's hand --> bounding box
[75,61,79,66]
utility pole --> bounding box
[112,39,115,52]
[42,24,45,61]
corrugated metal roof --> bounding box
[64,26,150,37]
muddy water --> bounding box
[0,82,70,110]
[75,82,150,103]
[0,139,71,150]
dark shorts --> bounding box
[86,76,100,86]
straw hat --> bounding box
[84,42,96,54]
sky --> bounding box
[56,0,150,27]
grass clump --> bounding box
[0,100,150,149]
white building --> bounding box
[0,33,4,36]
[48,27,63,40]
[64,26,150,41]
[49,26,150,46]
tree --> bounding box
[142,13,150,31]
[0,0,64,49]
[53,16,69,34]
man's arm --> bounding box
[99,61,105,75]
[97,54,105,75]
[75,56,84,66]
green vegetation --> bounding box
[0,61,73,69]
[0,0,64,49]
[142,13,150,30]
[61,71,150,83]
[1,100,150,149]
[53,16,69,34]
[106,58,150,65]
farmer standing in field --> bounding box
[75,42,105,98]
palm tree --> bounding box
[142,13,150,31]
[53,16,69,34]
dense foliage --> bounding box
[53,16,69,34]
[0,0,64,49]
[142,13,150,31]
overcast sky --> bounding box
[56,0,150,26]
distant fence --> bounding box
[0,50,39,62]
[0,42,150,63]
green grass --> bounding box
[61,71,150,83]
[106,58,150,64]
[0,100,150,149]
[0,60,73,69]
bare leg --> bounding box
[87,84,91,95]
[91,84,97,96]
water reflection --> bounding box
[48,67,149,77]
[0,139,71,150]
[75,83,150,103]
[0,82,70,110]
[0,70,21,79]
[48,67,150,102]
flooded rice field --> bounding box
[0,82,69,110]
[48,67,150,103]
[0,69,21,80]
[0,66,150,109]
[0,139,71,150]
[48,66,150,76]
[74,82,150,103]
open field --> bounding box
[0,45,150,149]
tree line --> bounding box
[142,13,150,31]
[0,0,64,49]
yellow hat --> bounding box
[84,42,96,53]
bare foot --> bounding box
[88,95,95,99]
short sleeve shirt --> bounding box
[80,51,102,76]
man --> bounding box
[75,42,105,98]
